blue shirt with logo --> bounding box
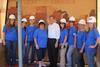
[85,28,100,52]
[26,25,37,41]
[34,28,48,48]
[76,31,86,49]
[68,26,77,46]
[59,29,68,44]
[3,25,18,41]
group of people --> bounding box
[2,14,100,67]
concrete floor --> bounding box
[5,63,89,67]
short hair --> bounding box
[49,15,55,19]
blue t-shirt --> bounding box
[34,28,48,48]
[85,28,100,52]
[22,28,26,42]
[68,26,77,46]
[26,25,37,41]
[3,25,18,41]
[59,29,68,44]
[76,31,86,49]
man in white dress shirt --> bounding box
[47,16,60,67]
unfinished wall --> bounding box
[0,0,7,39]
[7,0,96,18]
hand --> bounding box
[64,43,67,48]
[80,49,83,53]
[36,45,39,49]
[25,42,27,47]
[74,44,76,48]
[3,40,6,46]
[61,45,64,49]
[55,42,58,48]
[89,45,96,48]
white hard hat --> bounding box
[29,16,35,20]
[87,16,96,23]
[38,20,45,24]
[60,18,66,23]
[69,16,75,22]
[22,18,27,22]
[78,19,86,25]
[9,14,16,19]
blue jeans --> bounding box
[77,48,84,67]
[67,45,75,67]
[22,41,26,64]
[86,51,96,67]
[25,41,35,64]
[6,40,17,65]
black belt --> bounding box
[48,38,56,40]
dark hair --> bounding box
[60,23,66,30]
[6,19,16,30]
[38,22,45,27]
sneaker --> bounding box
[39,64,42,67]
[39,61,42,67]
[41,62,46,67]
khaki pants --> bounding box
[59,43,67,67]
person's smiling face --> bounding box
[30,19,35,25]
[48,16,56,24]
[60,23,65,29]
[10,19,15,25]
[39,23,45,29]
[22,22,26,28]
[88,23,94,29]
